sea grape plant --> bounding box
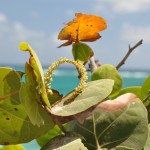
[0,13,150,150]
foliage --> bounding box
[0,68,54,144]
[91,64,123,96]
[40,133,88,150]
[51,79,114,116]
[36,125,64,147]
[0,145,24,150]
[67,94,148,150]
[0,12,149,150]
[72,42,93,65]
[20,42,50,107]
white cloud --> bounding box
[0,13,73,65]
[0,13,7,23]
[13,22,46,41]
[121,23,150,44]
[94,0,150,14]
[0,18,49,49]
[0,14,52,65]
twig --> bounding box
[90,56,98,72]
[88,56,101,73]
[116,39,143,70]
[143,91,150,103]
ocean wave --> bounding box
[119,71,150,78]
[43,68,150,79]
[43,69,80,76]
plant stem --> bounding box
[116,39,143,70]
[143,91,150,103]
[93,113,101,150]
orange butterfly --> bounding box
[58,13,107,48]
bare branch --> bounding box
[116,39,143,70]
[88,56,101,73]
[143,91,150,103]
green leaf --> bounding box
[0,68,21,104]
[47,90,63,105]
[19,83,44,126]
[144,124,150,150]
[41,133,88,150]
[141,76,150,106]
[113,86,142,99]
[0,98,54,144]
[51,79,114,116]
[0,67,12,101]
[20,42,50,107]
[0,145,25,150]
[72,42,93,64]
[0,67,12,81]
[91,64,123,96]
[36,125,64,147]
[68,95,148,150]
[148,110,150,123]
[22,63,50,126]
[25,63,37,87]
[115,146,135,150]
[0,68,54,144]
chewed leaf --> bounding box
[58,13,107,47]
[51,79,114,116]
[20,42,50,107]
[0,99,54,144]
[0,68,54,144]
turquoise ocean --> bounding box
[1,67,150,149]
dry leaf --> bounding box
[58,13,107,47]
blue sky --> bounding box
[0,0,150,70]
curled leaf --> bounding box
[58,13,107,47]
[20,42,50,107]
